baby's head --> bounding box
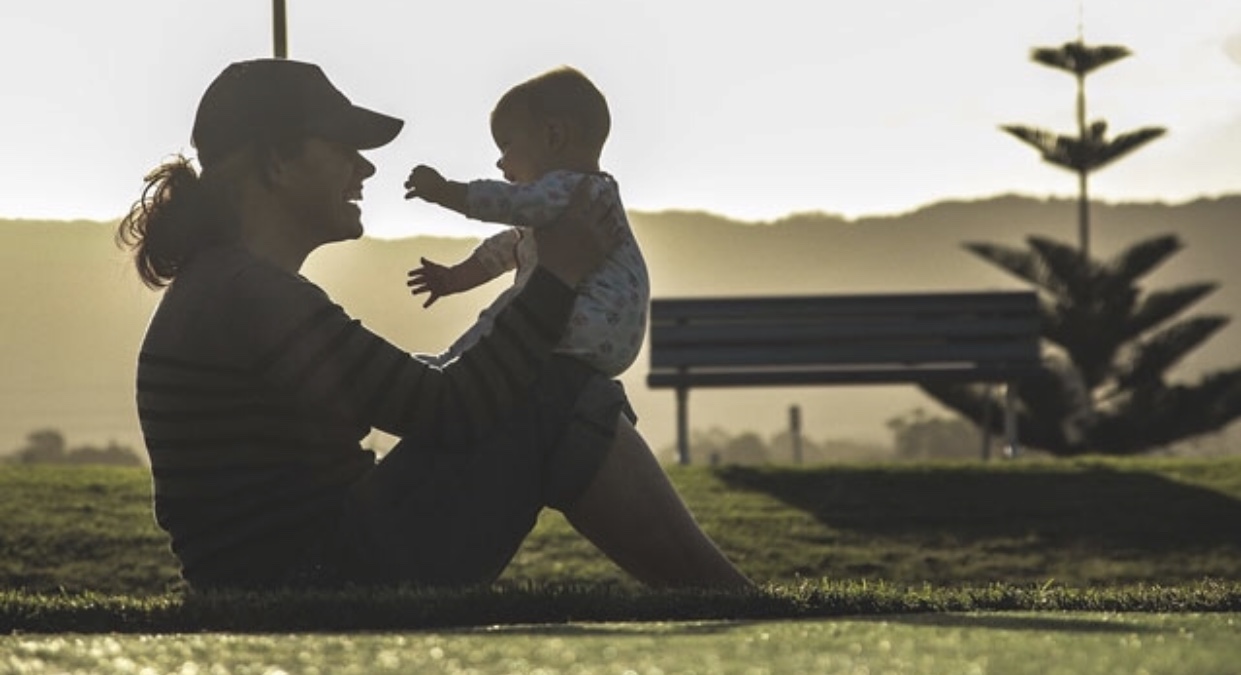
[489,66,610,183]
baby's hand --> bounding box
[404,165,445,202]
[407,257,455,308]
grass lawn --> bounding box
[0,456,1239,674]
[4,456,1241,597]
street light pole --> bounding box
[273,0,287,58]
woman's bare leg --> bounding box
[562,415,753,588]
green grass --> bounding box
[1,457,1240,634]
[4,613,1240,675]
[1,580,1239,633]
[0,466,178,595]
[508,456,1241,588]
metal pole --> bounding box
[1003,383,1020,458]
[789,405,803,464]
[675,386,690,465]
[980,384,994,461]
[273,0,288,58]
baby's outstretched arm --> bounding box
[406,256,492,308]
[404,165,467,215]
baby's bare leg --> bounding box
[562,416,753,589]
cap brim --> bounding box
[314,105,404,150]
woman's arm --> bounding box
[239,182,615,445]
[235,262,570,447]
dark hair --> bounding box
[116,139,302,289]
[493,66,611,156]
[116,155,220,289]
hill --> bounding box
[2,194,1240,462]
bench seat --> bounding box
[646,291,1043,463]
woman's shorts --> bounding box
[319,355,635,587]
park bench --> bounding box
[646,291,1044,464]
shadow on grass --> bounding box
[464,621,750,636]
[867,613,1158,634]
[486,614,1157,636]
[713,464,1241,552]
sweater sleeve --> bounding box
[231,263,576,448]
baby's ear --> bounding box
[545,118,569,152]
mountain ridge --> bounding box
[3,193,1239,460]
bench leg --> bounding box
[980,384,994,461]
[676,386,690,465]
[1004,383,1020,458]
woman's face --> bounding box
[276,138,376,245]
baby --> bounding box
[404,66,649,378]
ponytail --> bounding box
[116,154,238,289]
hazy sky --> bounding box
[3,0,1240,239]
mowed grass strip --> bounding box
[2,580,1240,633]
[5,613,1241,675]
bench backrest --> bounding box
[647,291,1042,388]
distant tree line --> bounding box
[7,429,143,466]
[663,409,986,465]
[885,409,982,460]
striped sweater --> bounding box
[136,245,574,586]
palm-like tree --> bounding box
[922,235,1241,455]
[926,36,1241,456]
[1002,41,1165,259]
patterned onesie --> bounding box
[425,170,650,378]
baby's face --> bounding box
[491,109,553,184]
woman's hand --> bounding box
[533,180,621,287]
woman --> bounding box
[118,58,750,590]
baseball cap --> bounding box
[192,59,404,167]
